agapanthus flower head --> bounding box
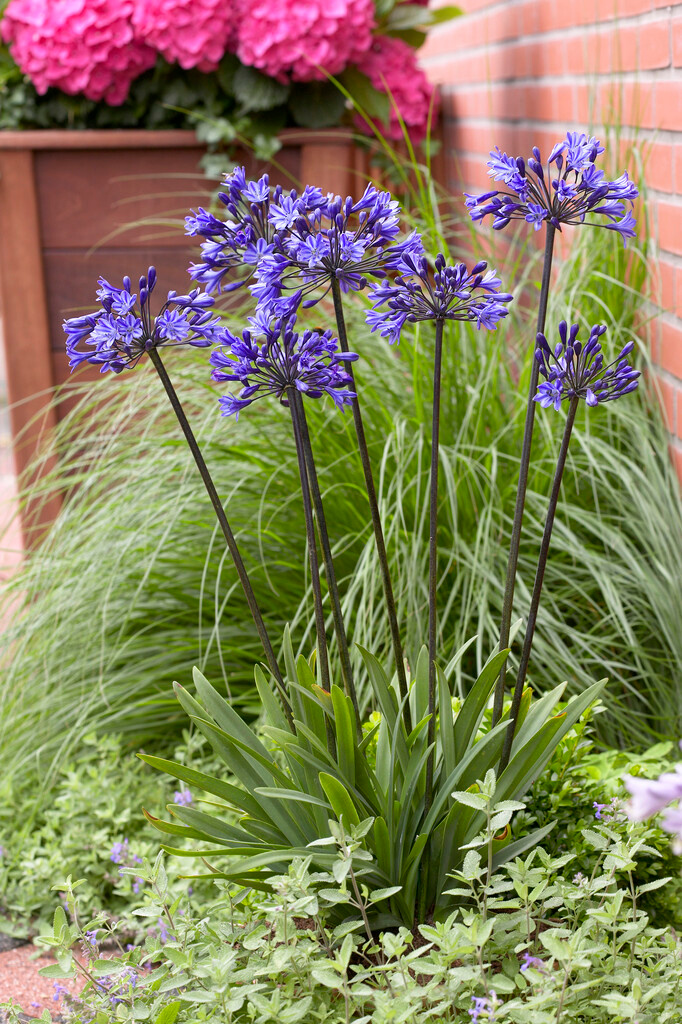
[236,0,375,83]
[253,184,417,310]
[465,133,638,246]
[186,167,314,295]
[210,307,357,418]
[533,322,639,410]
[353,35,439,142]
[63,268,221,373]
[1,0,156,105]
[132,0,236,72]
[365,253,513,345]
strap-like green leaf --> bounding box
[454,649,509,759]
[138,753,263,819]
[319,772,360,829]
[331,685,356,786]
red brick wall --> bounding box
[422,0,682,472]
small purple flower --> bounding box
[110,839,129,865]
[173,788,193,806]
[211,307,357,418]
[465,133,638,246]
[469,991,498,1021]
[593,801,607,820]
[520,952,546,974]
[533,322,639,409]
[63,268,221,374]
[53,982,69,1002]
[366,254,512,345]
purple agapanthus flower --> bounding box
[465,132,638,246]
[210,307,358,418]
[186,166,325,295]
[533,322,639,410]
[365,253,513,345]
[252,184,421,309]
[63,268,222,373]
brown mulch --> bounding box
[0,945,86,1022]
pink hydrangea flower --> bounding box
[0,0,156,105]
[354,35,438,142]
[236,0,375,83]
[132,0,236,73]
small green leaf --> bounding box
[451,791,487,810]
[369,886,402,902]
[233,65,290,113]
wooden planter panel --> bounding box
[0,129,365,543]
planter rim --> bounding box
[0,127,358,151]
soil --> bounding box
[0,944,86,1022]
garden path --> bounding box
[0,942,85,1020]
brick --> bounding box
[643,139,675,192]
[660,319,682,376]
[658,202,682,256]
[638,20,671,69]
[598,0,653,16]
[612,24,639,71]
[674,15,682,66]
[657,81,682,130]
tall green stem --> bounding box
[498,396,579,772]
[292,388,362,738]
[330,277,411,731]
[492,223,556,726]
[424,318,444,815]
[147,347,293,726]
[288,391,331,693]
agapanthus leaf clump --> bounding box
[365,253,513,344]
[253,185,422,309]
[63,268,221,373]
[210,308,358,417]
[465,132,638,246]
[534,322,640,410]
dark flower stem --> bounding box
[492,223,556,727]
[424,318,444,815]
[291,387,362,739]
[330,277,411,731]
[147,347,293,727]
[288,389,331,694]
[498,395,579,772]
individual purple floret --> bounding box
[186,167,305,294]
[110,839,129,864]
[533,322,640,411]
[365,253,513,345]
[63,268,222,373]
[465,132,638,246]
[252,184,420,309]
[520,952,546,974]
[173,788,193,806]
[210,308,358,418]
[469,991,498,1021]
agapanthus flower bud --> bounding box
[210,308,358,418]
[365,252,513,345]
[465,132,638,246]
[63,269,221,373]
[533,322,639,410]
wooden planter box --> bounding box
[0,128,368,542]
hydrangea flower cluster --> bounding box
[186,168,304,295]
[533,322,640,410]
[236,0,375,82]
[63,269,222,373]
[625,763,682,853]
[132,0,236,72]
[366,253,513,344]
[0,0,156,104]
[465,133,638,246]
[210,310,357,417]
[355,36,438,141]
[253,183,418,307]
